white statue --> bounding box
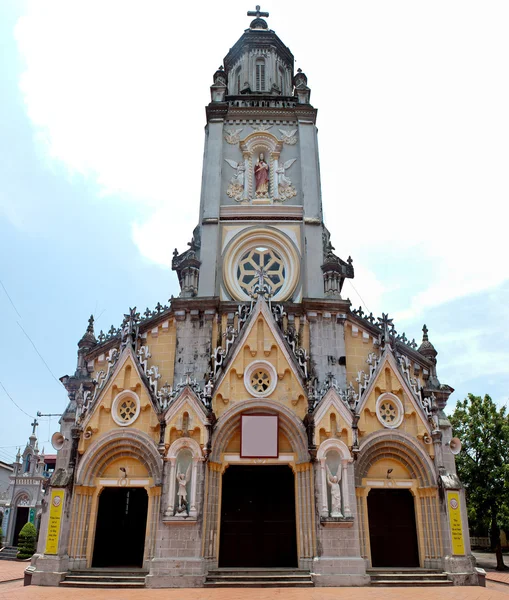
[326,464,343,517]
[224,158,245,201]
[276,158,298,200]
[176,463,192,515]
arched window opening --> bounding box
[24,454,31,473]
[279,67,285,93]
[255,59,265,91]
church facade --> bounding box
[31,8,480,587]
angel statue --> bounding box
[326,464,343,517]
[276,158,297,200]
[224,158,245,202]
[176,462,192,515]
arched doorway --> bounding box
[356,431,439,569]
[92,487,148,568]
[219,465,297,567]
[13,507,29,546]
[203,400,314,567]
[367,489,419,567]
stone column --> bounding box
[341,459,352,517]
[319,458,329,517]
[164,458,177,517]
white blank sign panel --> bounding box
[241,415,279,458]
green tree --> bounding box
[450,394,509,571]
[16,522,37,560]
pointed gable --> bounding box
[79,346,160,453]
[356,347,431,439]
[163,385,209,447]
[313,388,354,446]
[213,299,307,418]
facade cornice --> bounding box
[302,298,352,313]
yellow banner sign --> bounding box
[45,489,65,555]
[447,490,465,555]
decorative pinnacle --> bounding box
[247,5,269,18]
[87,315,94,333]
[422,324,429,341]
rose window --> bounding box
[112,391,141,427]
[376,393,404,429]
[250,369,271,394]
[379,401,397,424]
[119,399,137,422]
[237,247,285,296]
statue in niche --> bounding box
[176,463,192,515]
[224,158,245,202]
[254,152,269,196]
[326,464,343,517]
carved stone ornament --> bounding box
[278,128,297,145]
[224,158,245,202]
[251,123,273,132]
[224,128,243,144]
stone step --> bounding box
[367,568,444,574]
[207,574,312,581]
[371,573,450,581]
[205,569,314,588]
[64,575,146,583]
[0,547,19,561]
[371,580,454,587]
[60,570,147,588]
[59,580,145,588]
[205,580,314,588]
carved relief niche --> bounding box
[240,131,284,203]
[164,437,203,521]
[316,438,353,520]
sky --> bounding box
[1,0,508,462]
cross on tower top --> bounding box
[31,419,38,435]
[247,5,269,19]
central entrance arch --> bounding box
[92,487,148,568]
[219,465,297,567]
[203,400,315,566]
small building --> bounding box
[0,423,54,546]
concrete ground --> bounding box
[0,555,507,600]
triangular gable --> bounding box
[356,347,431,433]
[163,385,208,428]
[82,345,156,431]
[213,297,306,394]
[313,387,354,429]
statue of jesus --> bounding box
[254,152,269,196]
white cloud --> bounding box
[14,0,509,315]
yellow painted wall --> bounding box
[213,313,307,419]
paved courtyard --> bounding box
[0,556,508,600]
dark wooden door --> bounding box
[367,489,419,567]
[92,487,148,568]
[13,507,29,546]
[219,465,297,567]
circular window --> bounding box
[244,361,278,398]
[250,369,271,393]
[376,393,404,429]
[237,246,285,297]
[112,391,141,427]
[223,228,300,302]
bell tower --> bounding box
[172,6,354,304]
